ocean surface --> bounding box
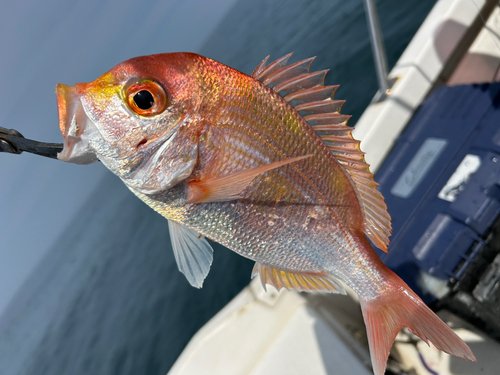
[0,0,435,374]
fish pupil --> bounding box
[133,90,155,110]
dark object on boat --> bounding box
[0,126,62,159]
[375,82,500,340]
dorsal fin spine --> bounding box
[326,146,364,156]
[304,113,351,121]
[296,99,344,111]
[336,157,367,166]
[254,53,293,81]
[273,70,328,93]
[342,166,370,176]
[251,55,270,77]
[315,129,352,137]
[311,124,349,131]
[284,85,339,105]
[321,135,359,144]
[263,57,315,87]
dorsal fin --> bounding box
[252,54,392,252]
[252,263,345,294]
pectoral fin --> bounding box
[168,220,213,288]
[187,154,312,203]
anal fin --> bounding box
[252,263,345,294]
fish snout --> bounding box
[56,83,88,136]
[56,83,99,164]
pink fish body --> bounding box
[56,53,475,374]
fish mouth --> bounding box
[56,83,100,165]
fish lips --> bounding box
[56,83,100,165]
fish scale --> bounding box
[56,52,476,375]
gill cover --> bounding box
[117,123,198,195]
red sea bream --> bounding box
[56,53,476,375]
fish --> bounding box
[55,52,476,375]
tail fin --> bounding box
[359,271,476,375]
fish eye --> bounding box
[134,90,155,110]
[125,80,167,116]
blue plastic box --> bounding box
[374,82,500,302]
